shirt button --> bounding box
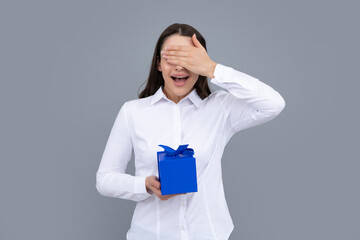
[181,226,185,231]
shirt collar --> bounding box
[150,86,202,108]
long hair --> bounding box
[138,23,211,99]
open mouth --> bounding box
[171,76,189,81]
[171,76,189,86]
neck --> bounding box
[162,86,193,104]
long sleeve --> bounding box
[210,63,285,135]
[96,102,152,202]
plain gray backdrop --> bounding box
[1,0,359,239]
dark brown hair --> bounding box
[138,23,211,99]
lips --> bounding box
[171,76,189,81]
[171,75,189,87]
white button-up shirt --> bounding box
[96,63,285,240]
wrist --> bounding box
[207,61,217,79]
[145,177,150,193]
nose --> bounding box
[175,65,184,71]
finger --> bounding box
[161,194,176,200]
[163,193,183,200]
[153,189,166,200]
[166,193,183,198]
[169,194,180,198]
[192,33,205,50]
[150,178,160,190]
[151,187,175,199]
[154,189,172,201]
[165,45,191,52]
[162,50,189,57]
[165,59,188,68]
[153,181,160,190]
[152,188,161,196]
[163,55,188,63]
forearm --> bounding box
[210,63,285,132]
[96,169,151,202]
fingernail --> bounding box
[165,46,168,50]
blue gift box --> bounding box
[157,144,198,195]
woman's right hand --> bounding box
[145,176,185,201]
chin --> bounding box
[175,87,192,95]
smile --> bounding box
[171,76,189,81]
[171,76,189,87]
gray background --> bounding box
[1,0,359,239]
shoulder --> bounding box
[120,95,152,116]
[123,97,150,108]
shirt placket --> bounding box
[179,195,188,240]
[173,104,182,145]
[173,104,189,240]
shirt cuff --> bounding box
[210,63,232,82]
[134,176,151,195]
[210,63,260,91]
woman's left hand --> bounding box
[161,34,217,79]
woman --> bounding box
[96,23,285,240]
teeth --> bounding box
[172,76,188,80]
